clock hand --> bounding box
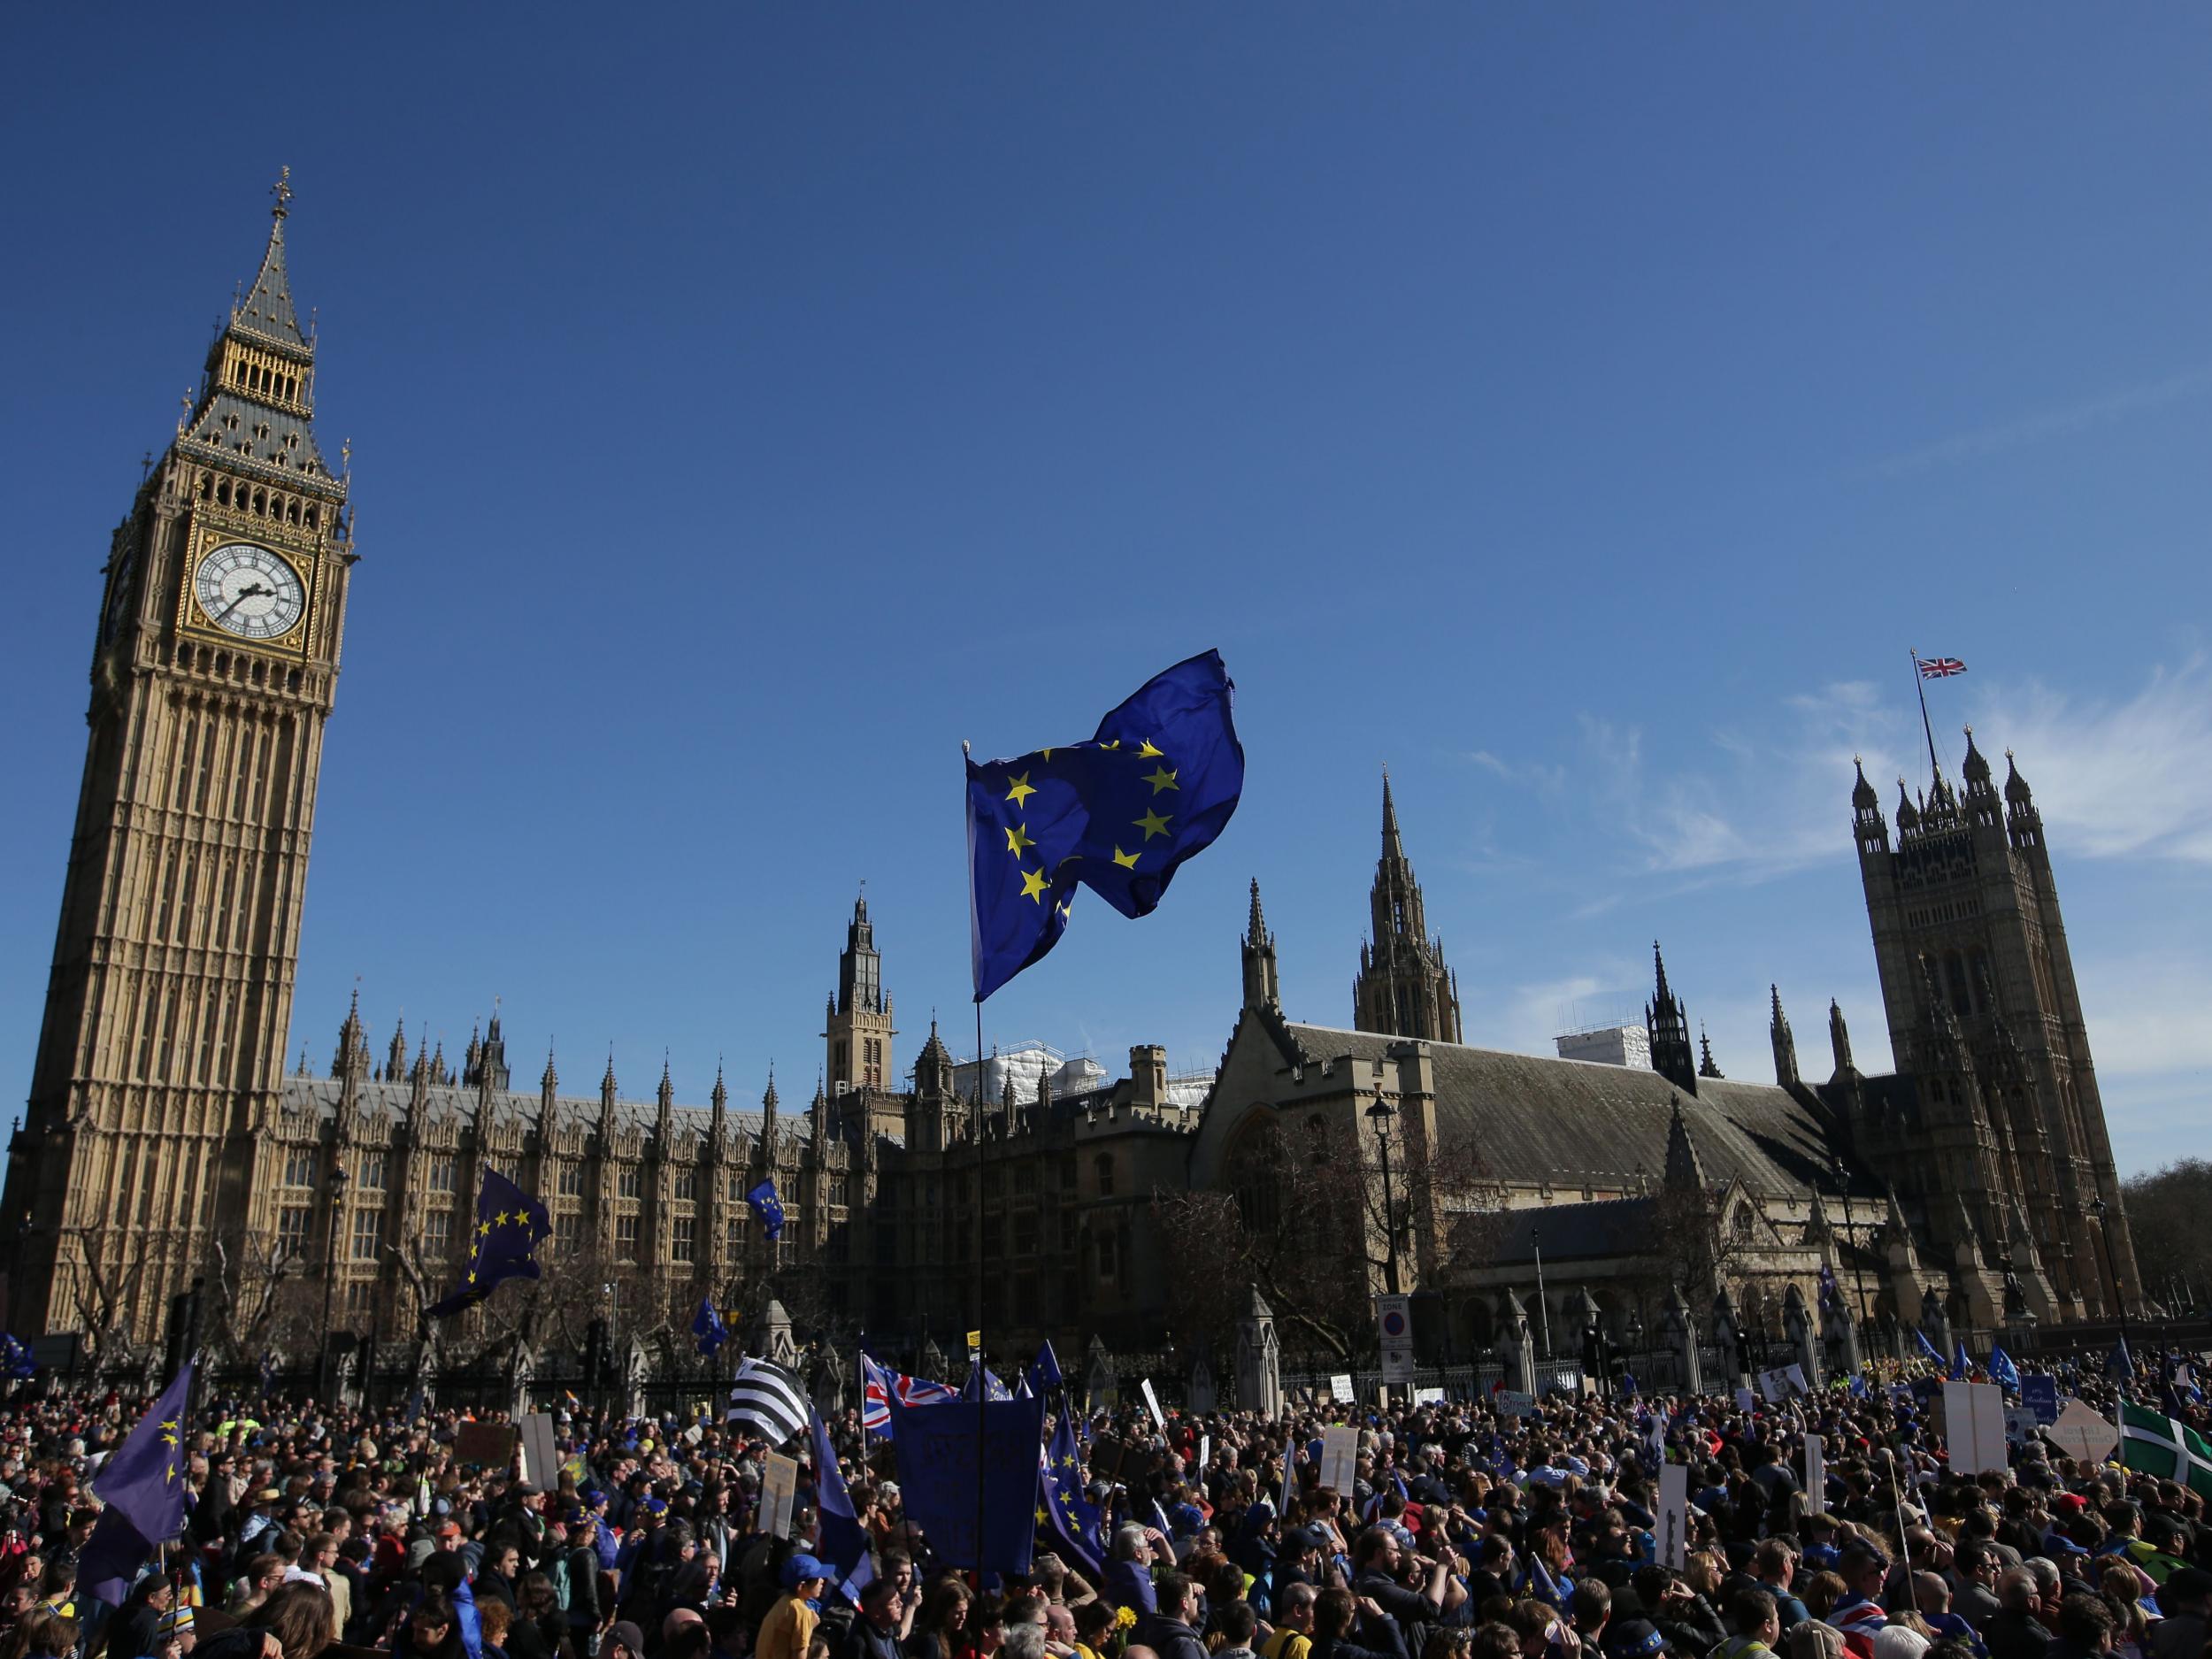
[212,583,271,625]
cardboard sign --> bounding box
[1317,1425,1361,1494]
[1494,1389,1537,1419]
[1943,1381,2008,1476]
[518,1412,559,1489]
[1658,1462,1689,1570]
[2005,1405,2041,1447]
[1139,1378,1166,1430]
[2046,1399,2118,1463]
[1734,1388,1757,1414]
[1328,1373,1355,1402]
[1413,1386,1445,1406]
[454,1421,517,1468]
[760,1450,800,1537]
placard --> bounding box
[1328,1373,1355,1402]
[2046,1398,2118,1463]
[2005,1406,2040,1447]
[760,1450,800,1537]
[1139,1378,1166,1430]
[1317,1425,1361,1494]
[1802,1433,1824,1509]
[1734,1388,1756,1414]
[1413,1387,1445,1406]
[454,1421,517,1467]
[518,1412,559,1489]
[1494,1389,1537,1419]
[1943,1381,2008,1476]
[1197,1434,1210,1477]
[1757,1363,1809,1403]
[1657,1462,1689,1570]
[2021,1375,2060,1425]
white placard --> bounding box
[1658,1462,1689,1570]
[1943,1380,2008,1476]
[1735,1387,1756,1413]
[1197,1434,1211,1477]
[518,1412,559,1489]
[1328,1373,1355,1402]
[1494,1389,1537,1419]
[1803,1433,1824,1509]
[1139,1378,1166,1430]
[760,1451,799,1538]
[1758,1363,1810,1403]
[2046,1398,2118,1463]
[1413,1387,1445,1406]
[1318,1425,1361,1494]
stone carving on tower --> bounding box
[1,174,356,1340]
[1352,774,1463,1042]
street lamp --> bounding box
[1364,1099,1403,1296]
[1530,1224,1553,1358]
[319,1160,350,1402]
[2088,1196,2131,1376]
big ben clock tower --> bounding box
[2,173,355,1341]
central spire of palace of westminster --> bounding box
[1353,772,1463,1043]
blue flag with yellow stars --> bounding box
[746,1179,786,1242]
[967,649,1244,1001]
[1039,1410,1105,1578]
[81,1360,195,1603]
[427,1169,550,1318]
[692,1298,727,1357]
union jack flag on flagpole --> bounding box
[861,1354,959,1437]
[1917,656,1967,679]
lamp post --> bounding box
[1364,1098,1403,1296]
[2088,1195,2131,1375]
[319,1160,350,1402]
[1530,1224,1553,1358]
[1832,1156,1871,1328]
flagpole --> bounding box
[964,737,988,1578]
[1909,649,1941,781]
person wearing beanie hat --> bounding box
[758,1555,829,1659]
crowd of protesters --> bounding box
[0,1344,2206,1659]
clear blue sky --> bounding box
[4,6,2208,1172]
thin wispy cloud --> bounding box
[1863,363,2212,478]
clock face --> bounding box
[194,542,305,641]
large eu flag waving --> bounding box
[968,649,1243,1001]
[81,1361,195,1603]
[428,1169,550,1318]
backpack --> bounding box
[546,1551,571,1612]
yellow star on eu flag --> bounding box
[1133,808,1172,841]
[1005,823,1035,856]
[1019,866,1051,903]
[1112,847,1140,869]
[1142,765,1179,795]
[1005,772,1037,807]
[1138,741,1164,757]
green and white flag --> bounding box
[2119,1401,2212,1499]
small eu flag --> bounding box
[747,1179,786,1242]
[966,649,1244,1002]
[427,1169,550,1318]
[692,1298,727,1358]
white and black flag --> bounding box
[726,1356,810,1444]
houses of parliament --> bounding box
[2,188,2144,1373]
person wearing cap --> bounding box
[758,1554,829,1659]
[1601,1619,1671,1659]
[603,1620,648,1659]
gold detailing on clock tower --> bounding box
[0,180,354,1342]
